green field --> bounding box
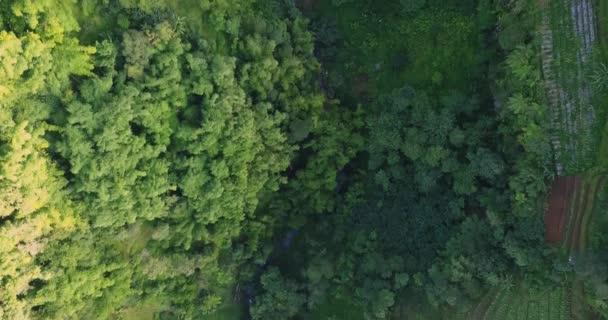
[542,0,608,254]
[309,0,484,100]
[544,0,601,174]
[471,0,608,318]
[475,284,570,320]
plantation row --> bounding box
[480,285,570,320]
[541,18,566,175]
[562,177,586,253]
[542,0,599,174]
[572,0,596,55]
[562,175,607,253]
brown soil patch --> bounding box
[545,176,579,243]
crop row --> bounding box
[482,287,509,320]
[484,286,572,320]
[542,0,599,173]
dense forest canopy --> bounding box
[1,0,608,319]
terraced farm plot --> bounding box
[561,174,606,253]
[542,0,599,174]
[474,285,570,320]
[540,174,606,319]
[543,173,606,250]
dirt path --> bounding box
[470,288,499,320]
[571,280,586,320]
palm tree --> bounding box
[590,63,608,91]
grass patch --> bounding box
[595,0,608,62]
[391,287,451,320]
[118,297,166,320]
[305,294,365,320]
[400,10,482,90]
[479,283,570,320]
[310,1,485,102]
[590,0,608,171]
[198,286,243,320]
[587,180,608,249]
[205,303,243,320]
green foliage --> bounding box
[496,1,538,51]
[352,85,506,273]
[0,0,571,319]
[0,7,91,316]
[0,0,324,318]
[400,0,427,14]
[497,44,552,218]
[250,268,306,320]
[257,1,558,318]
[0,122,80,320]
[332,0,355,7]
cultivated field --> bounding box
[474,1,606,319]
[544,174,606,251]
[561,174,606,253]
[541,0,599,174]
[473,284,570,320]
